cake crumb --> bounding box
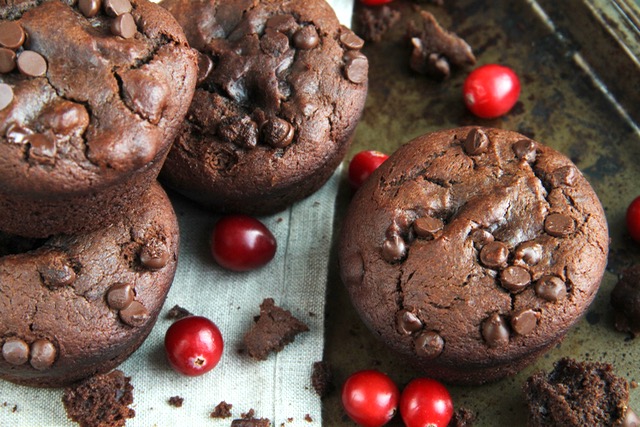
[311,361,334,398]
[210,401,233,418]
[356,5,401,43]
[166,304,192,320]
[304,413,313,422]
[448,407,476,426]
[231,408,271,427]
[631,380,638,389]
[168,396,184,408]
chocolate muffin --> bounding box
[611,264,640,337]
[339,127,609,384]
[159,0,368,215]
[0,0,197,237]
[0,182,179,387]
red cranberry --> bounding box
[463,64,521,119]
[348,150,389,190]
[211,215,277,272]
[341,370,399,427]
[164,316,223,376]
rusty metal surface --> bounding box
[324,0,640,425]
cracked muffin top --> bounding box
[0,0,198,197]
[339,127,609,384]
[159,0,368,215]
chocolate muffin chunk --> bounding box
[0,0,197,237]
[339,127,609,384]
[611,265,640,337]
[0,182,179,387]
[159,0,368,215]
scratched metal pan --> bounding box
[324,0,640,425]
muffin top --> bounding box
[0,0,197,198]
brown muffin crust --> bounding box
[339,127,609,384]
[159,0,368,215]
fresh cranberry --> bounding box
[627,196,640,242]
[341,370,399,427]
[164,316,224,376]
[359,0,394,5]
[348,150,389,190]
[463,64,521,119]
[211,215,277,272]
[400,377,454,427]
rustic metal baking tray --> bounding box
[324,0,640,425]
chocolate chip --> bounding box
[500,266,531,293]
[514,241,542,266]
[104,0,132,17]
[0,83,13,111]
[513,139,536,162]
[396,310,423,335]
[218,117,258,148]
[481,313,509,348]
[107,283,135,310]
[196,52,214,85]
[413,216,444,240]
[552,165,577,187]
[262,117,295,148]
[0,21,25,50]
[139,239,170,270]
[544,213,574,237]
[29,339,56,370]
[119,301,149,327]
[414,331,444,359]
[260,28,289,56]
[16,50,47,77]
[0,47,16,73]
[340,31,364,50]
[111,13,136,39]
[343,51,368,84]
[26,133,56,164]
[463,128,489,155]
[265,14,297,34]
[5,123,32,143]
[79,0,102,18]
[40,261,76,288]
[2,338,29,365]
[41,101,90,135]
[120,68,168,124]
[535,275,567,302]
[470,229,494,249]
[293,26,320,50]
[510,309,538,336]
[622,408,640,427]
[479,241,509,269]
[382,235,407,263]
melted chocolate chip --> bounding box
[111,13,136,39]
[481,313,509,348]
[552,165,577,187]
[41,101,90,136]
[0,83,13,111]
[196,52,214,85]
[218,117,258,148]
[0,47,16,73]
[107,283,135,310]
[343,51,368,84]
[514,241,542,266]
[79,0,102,18]
[414,331,444,359]
[622,408,640,427]
[339,32,364,50]
[104,0,132,17]
[413,216,444,240]
[470,229,494,249]
[5,123,32,143]
[2,338,29,365]
[266,14,297,34]
[396,310,423,335]
[0,21,25,50]
[17,50,47,77]
[479,241,509,269]
[139,239,170,270]
[260,28,289,56]
[293,26,320,50]
[510,309,538,336]
[382,235,407,263]
[30,339,56,370]
[513,139,536,162]
[463,128,489,155]
[544,213,575,237]
[40,261,76,288]
[262,117,295,148]
[119,301,149,327]
[26,133,56,164]
[535,276,567,302]
[500,266,531,293]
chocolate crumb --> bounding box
[632,380,638,389]
[12,405,17,413]
[166,304,192,320]
[448,407,476,426]
[168,396,184,408]
[210,401,233,418]
[611,265,640,337]
[304,414,313,422]
[311,361,334,398]
[232,408,270,427]
[356,5,401,43]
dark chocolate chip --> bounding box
[2,338,29,365]
[0,21,25,49]
[26,133,56,164]
[513,139,536,162]
[470,229,494,249]
[30,339,56,370]
[413,216,444,240]
[340,31,364,50]
[514,241,542,266]
[5,123,32,143]
[139,239,170,270]
[396,310,423,335]
[343,51,368,84]
[499,266,531,293]
[479,241,509,269]
[196,52,214,85]
[266,14,297,34]
[510,309,538,336]
[382,235,407,263]
[551,165,577,187]
[0,83,13,111]
[40,261,76,288]
[535,275,567,302]
[111,13,136,39]
[260,28,289,56]
[79,0,102,18]
[107,283,135,310]
[104,0,132,17]
[544,213,574,237]
[463,128,489,155]
[293,26,320,50]
[0,47,16,73]
[119,301,149,327]
[414,331,444,359]
[16,50,47,77]
[262,117,295,148]
[481,313,509,348]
